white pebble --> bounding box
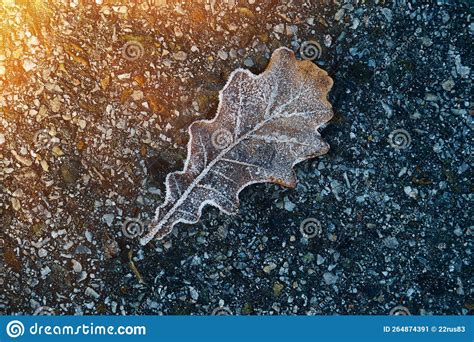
[71,259,82,273]
[217,50,228,60]
[323,272,338,285]
[85,287,100,299]
[22,59,36,72]
[189,287,199,301]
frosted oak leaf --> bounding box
[140,47,334,245]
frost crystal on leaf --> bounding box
[140,47,334,245]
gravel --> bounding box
[0,0,472,316]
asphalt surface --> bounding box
[0,0,472,315]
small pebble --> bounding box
[323,272,338,285]
[71,259,82,273]
[217,50,228,60]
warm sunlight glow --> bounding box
[1,0,16,7]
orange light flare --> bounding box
[0,0,18,79]
[0,0,54,85]
[1,0,15,7]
